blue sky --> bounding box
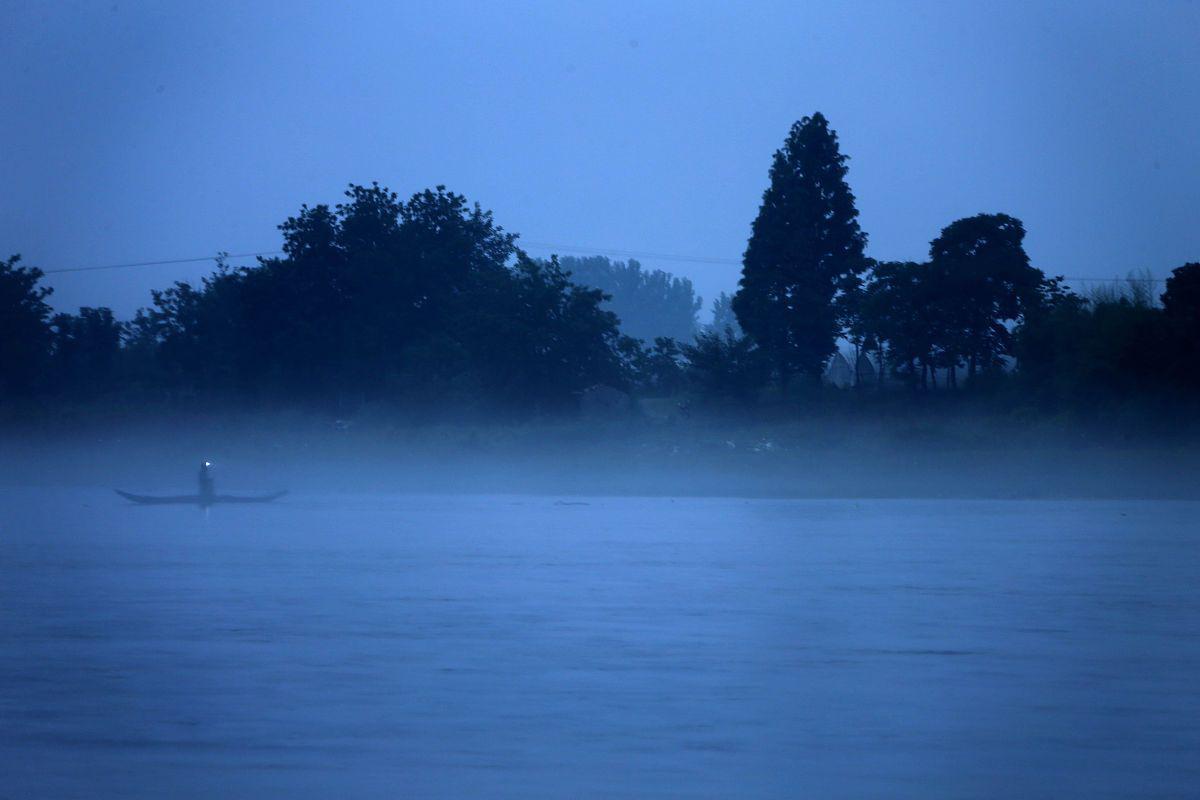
[2,0,1197,317]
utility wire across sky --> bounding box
[43,251,285,275]
[41,243,1166,283]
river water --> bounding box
[1,491,1197,798]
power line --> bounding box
[39,243,1167,283]
[40,242,741,275]
[1057,275,1165,284]
[43,251,282,275]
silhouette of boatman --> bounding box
[198,460,216,505]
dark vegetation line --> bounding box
[3,112,1198,422]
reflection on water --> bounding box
[1,492,1198,798]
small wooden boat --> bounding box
[115,490,288,506]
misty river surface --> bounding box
[2,492,1198,799]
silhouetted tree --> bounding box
[476,254,626,407]
[839,258,875,385]
[1160,262,1200,389]
[139,262,255,397]
[335,184,516,399]
[119,307,170,395]
[1014,280,1169,408]
[1162,263,1200,331]
[557,256,701,343]
[151,184,525,404]
[636,337,686,395]
[0,255,53,397]
[245,184,520,400]
[927,213,1047,383]
[49,307,122,397]
[117,184,635,413]
[733,112,867,381]
[681,329,769,400]
[858,261,943,388]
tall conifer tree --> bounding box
[733,113,867,380]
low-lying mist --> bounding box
[4,406,1198,501]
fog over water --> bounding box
[2,427,1199,798]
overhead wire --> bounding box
[39,243,1166,283]
[42,251,283,275]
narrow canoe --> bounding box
[115,490,288,505]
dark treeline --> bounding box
[2,112,1198,421]
[4,187,639,412]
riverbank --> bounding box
[3,408,1198,500]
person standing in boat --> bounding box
[198,461,216,505]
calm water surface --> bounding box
[1,491,1198,798]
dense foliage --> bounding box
[854,216,1064,389]
[1,255,54,396]
[1015,268,1200,410]
[2,115,1197,419]
[3,185,630,413]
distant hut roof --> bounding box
[823,352,853,388]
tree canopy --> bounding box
[118,184,629,411]
[927,213,1048,380]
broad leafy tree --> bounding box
[477,254,626,407]
[117,184,630,411]
[1162,262,1200,331]
[49,306,123,397]
[858,261,942,388]
[1160,262,1200,389]
[681,329,769,400]
[0,255,54,396]
[927,213,1046,381]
